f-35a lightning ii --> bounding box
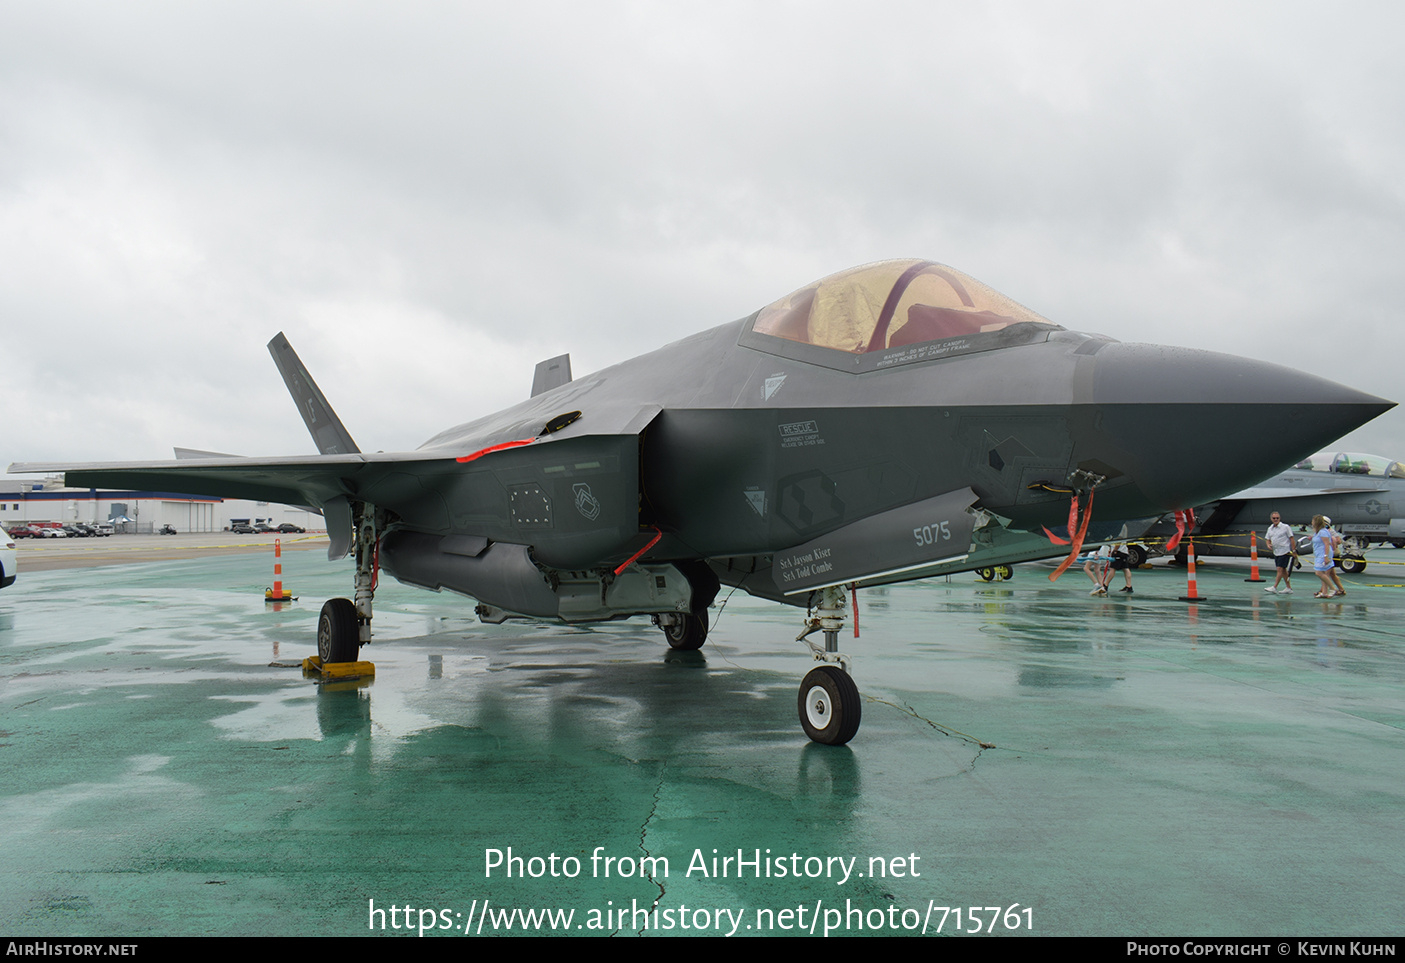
[12,259,1392,744]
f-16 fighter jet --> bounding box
[13,259,1391,744]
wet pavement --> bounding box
[1,548,1403,937]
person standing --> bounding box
[1084,543,1111,595]
[1324,516,1347,597]
[1310,515,1338,598]
[1264,511,1297,594]
[1108,542,1134,593]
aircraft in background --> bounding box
[11,259,1392,744]
[1138,450,1405,573]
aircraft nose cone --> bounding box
[1088,342,1394,511]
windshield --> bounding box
[1293,451,1405,479]
[751,259,1059,355]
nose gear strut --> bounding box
[794,583,861,745]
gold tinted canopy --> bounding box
[752,259,1059,355]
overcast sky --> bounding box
[4,1,1403,477]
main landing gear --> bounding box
[1338,555,1367,575]
[795,584,861,746]
[656,610,708,650]
[976,564,1014,582]
[651,561,719,651]
[318,502,382,664]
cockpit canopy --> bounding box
[751,259,1060,355]
[1293,451,1405,479]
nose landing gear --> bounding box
[795,584,861,745]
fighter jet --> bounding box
[11,259,1392,744]
[1138,450,1405,573]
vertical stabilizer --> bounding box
[267,333,361,455]
[531,354,572,397]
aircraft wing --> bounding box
[10,453,391,509]
[1224,483,1391,500]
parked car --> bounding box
[230,523,255,534]
[276,523,305,533]
[1,527,16,589]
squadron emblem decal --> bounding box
[573,482,601,521]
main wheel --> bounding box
[1339,556,1367,574]
[996,564,1014,580]
[318,598,360,663]
[976,567,995,582]
[663,611,708,650]
[1126,544,1148,567]
[798,665,861,746]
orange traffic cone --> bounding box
[1179,538,1208,601]
[265,538,294,602]
[1245,531,1265,582]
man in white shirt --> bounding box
[1264,511,1297,594]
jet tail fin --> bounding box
[530,353,572,397]
[267,333,361,455]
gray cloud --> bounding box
[3,0,1402,467]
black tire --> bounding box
[1126,544,1148,567]
[318,598,359,663]
[996,565,1014,581]
[1392,540,1405,550]
[976,567,996,582]
[798,665,861,746]
[663,611,708,650]
[1339,556,1366,575]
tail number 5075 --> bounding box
[913,521,951,547]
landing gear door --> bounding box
[773,487,980,595]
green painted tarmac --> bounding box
[1,551,1403,937]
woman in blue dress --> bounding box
[1311,515,1338,598]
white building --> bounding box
[0,476,322,533]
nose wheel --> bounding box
[798,665,861,745]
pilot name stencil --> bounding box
[776,546,835,584]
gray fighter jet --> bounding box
[11,259,1392,744]
[1140,450,1405,573]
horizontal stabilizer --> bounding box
[531,354,572,397]
[174,447,241,460]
